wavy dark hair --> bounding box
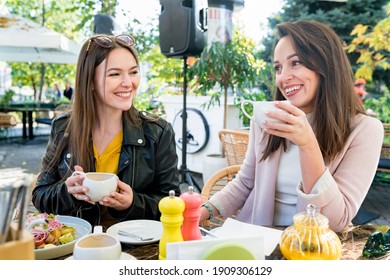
[261,20,365,163]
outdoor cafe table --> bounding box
[56,224,390,260]
[0,102,57,140]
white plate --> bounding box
[34,216,92,260]
[107,219,162,245]
[65,252,137,260]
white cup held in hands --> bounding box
[71,171,117,202]
[241,100,290,128]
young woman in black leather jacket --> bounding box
[32,34,180,227]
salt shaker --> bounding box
[180,186,203,241]
[158,190,185,260]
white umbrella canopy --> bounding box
[0,14,81,64]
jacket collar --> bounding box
[122,116,145,147]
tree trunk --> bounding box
[38,63,45,101]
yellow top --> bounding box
[93,130,123,229]
[93,130,123,173]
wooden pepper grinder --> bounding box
[180,186,203,241]
[158,190,185,260]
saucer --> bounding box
[65,252,137,260]
[107,220,162,245]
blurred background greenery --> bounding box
[1,0,389,125]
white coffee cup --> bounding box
[241,100,290,128]
[72,171,117,202]
[73,226,121,260]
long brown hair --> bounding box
[46,34,154,176]
[262,21,365,163]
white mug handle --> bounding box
[241,100,255,121]
[71,171,85,186]
[93,225,103,234]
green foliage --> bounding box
[0,89,16,105]
[5,0,94,39]
[364,87,390,123]
[234,91,267,127]
[189,31,264,95]
[122,14,160,55]
[9,62,76,101]
[261,0,388,87]
[141,46,183,97]
[122,13,183,112]
[346,2,390,82]
[4,0,95,100]
[372,171,390,187]
[100,0,118,16]
[188,31,267,129]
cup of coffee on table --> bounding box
[71,171,117,202]
[73,226,121,260]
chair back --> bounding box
[381,123,390,158]
[378,123,390,173]
[201,165,241,228]
[219,129,249,166]
[0,113,17,128]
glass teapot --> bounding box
[279,204,342,260]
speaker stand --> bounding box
[179,57,201,193]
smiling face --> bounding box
[273,36,319,114]
[93,47,140,115]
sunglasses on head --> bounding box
[86,34,135,53]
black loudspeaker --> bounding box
[159,0,208,58]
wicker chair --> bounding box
[200,164,241,228]
[0,112,17,138]
[219,129,249,166]
[377,123,390,173]
[0,112,17,126]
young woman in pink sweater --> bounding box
[200,21,384,232]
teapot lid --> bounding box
[293,204,329,227]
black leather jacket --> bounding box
[32,112,180,226]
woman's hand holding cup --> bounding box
[66,166,118,204]
[99,179,134,211]
[65,165,95,204]
[262,101,316,147]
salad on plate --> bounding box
[26,212,77,249]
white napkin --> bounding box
[166,234,264,260]
[166,219,283,260]
[215,218,283,256]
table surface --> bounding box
[12,187,390,261]
[122,225,390,260]
[0,102,60,110]
[55,224,390,260]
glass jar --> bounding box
[279,204,342,260]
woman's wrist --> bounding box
[201,201,215,220]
